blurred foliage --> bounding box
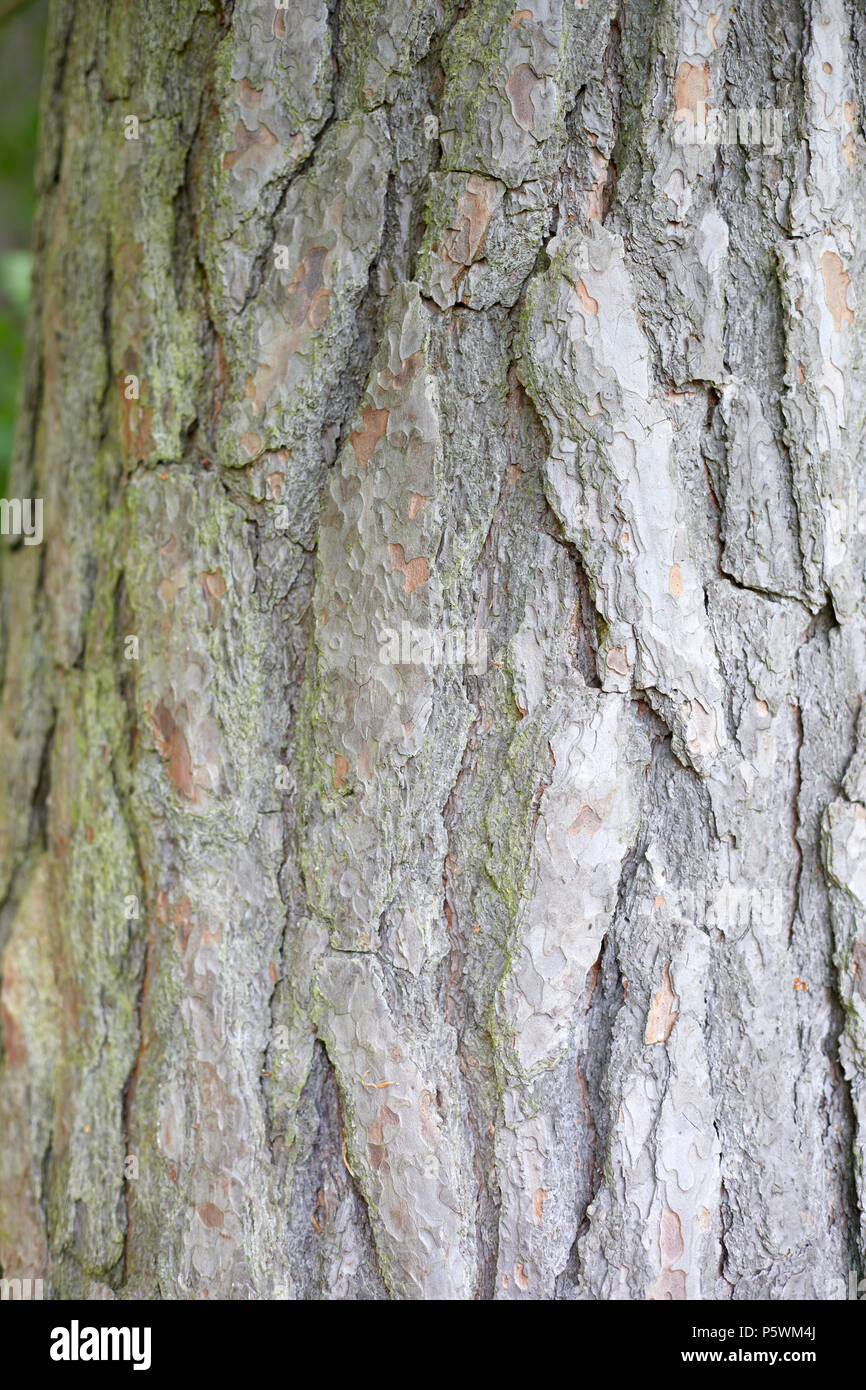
[0,0,48,493]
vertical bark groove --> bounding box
[1,0,865,1300]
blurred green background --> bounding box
[0,0,48,495]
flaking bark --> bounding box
[0,0,865,1300]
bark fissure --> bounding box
[1,0,865,1301]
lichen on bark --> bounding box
[1,0,865,1301]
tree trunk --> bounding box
[1,0,864,1301]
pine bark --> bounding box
[1,0,865,1300]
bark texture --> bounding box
[1,0,865,1300]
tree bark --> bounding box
[1,0,865,1300]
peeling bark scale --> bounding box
[1,0,865,1301]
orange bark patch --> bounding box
[440,177,499,272]
[0,999,26,1068]
[172,897,192,939]
[333,755,349,791]
[149,703,196,801]
[576,278,598,316]
[673,61,710,117]
[239,432,262,458]
[369,1104,399,1146]
[286,246,330,329]
[505,63,540,131]
[121,393,154,462]
[170,895,191,928]
[648,1208,687,1300]
[821,250,854,331]
[408,492,427,519]
[198,1203,224,1229]
[349,406,389,467]
[645,964,679,1044]
[606,646,629,675]
[532,1188,546,1226]
[389,352,422,390]
[388,542,428,595]
[511,8,532,24]
[199,569,226,624]
[237,78,262,109]
[202,571,226,597]
[668,563,683,597]
[222,119,278,171]
[569,805,602,836]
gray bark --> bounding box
[0,0,865,1300]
